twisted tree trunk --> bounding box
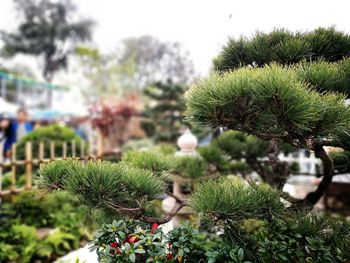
[301,145,334,206]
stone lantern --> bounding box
[162,129,199,226]
[175,129,198,157]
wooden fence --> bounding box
[0,140,103,198]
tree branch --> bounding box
[139,202,186,224]
[300,145,334,206]
[166,191,183,203]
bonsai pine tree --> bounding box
[186,27,350,207]
[35,27,350,262]
[199,130,300,189]
[37,154,350,262]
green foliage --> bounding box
[216,131,269,159]
[2,190,91,232]
[1,171,26,190]
[17,124,86,160]
[190,178,284,220]
[122,139,155,152]
[197,130,299,183]
[329,150,350,173]
[141,81,187,143]
[186,64,350,143]
[141,81,209,143]
[272,37,312,64]
[38,159,167,215]
[91,219,201,263]
[1,0,93,80]
[151,144,177,156]
[88,206,348,263]
[202,212,350,263]
[36,230,78,260]
[0,191,93,262]
[122,151,174,178]
[123,166,166,202]
[296,59,347,94]
[214,27,350,71]
[304,27,350,61]
[141,81,210,143]
[197,144,230,173]
[173,156,208,179]
[37,159,82,193]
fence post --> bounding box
[71,140,76,158]
[97,131,103,160]
[63,142,67,159]
[80,140,85,159]
[0,141,3,199]
[50,141,55,160]
[25,142,32,190]
[11,144,17,191]
[39,142,44,162]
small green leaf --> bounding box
[238,248,244,261]
[129,253,136,262]
[124,242,131,251]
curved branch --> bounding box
[139,202,186,224]
[301,145,334,206]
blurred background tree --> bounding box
[74,46,137,101]
[0,0,94,106]
[141,79,211,143]
[141,80,186,143]
[116,35,195,88]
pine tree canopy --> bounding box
[190,178,285,221]
[214,27,350,72]
[38,159,167,219]
[187,27,350,207]
[186,62,350,149]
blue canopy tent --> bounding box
[29,109,63,121]
[0,71,69,108]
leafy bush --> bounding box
[189,178,350,263]
[17,124,86,160]
[1,171,26,190]
[173,156,208,179]
[122,139,155,153]
[91,219,202,263]
[0,191,94,263]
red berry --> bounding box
[151,223,159,230]
[111,242,119,248]
[127,235,139,243]
[167,253,173,260]
[168,243,172,248]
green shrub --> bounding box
[16,124,86,160]
[174,156,208,179]
[0,190,94,262]
[1,171,26,190]
[91,219,203,263]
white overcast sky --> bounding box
[1,0,350,77]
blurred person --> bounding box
[0,113,11,158]
[4,108,33,157]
